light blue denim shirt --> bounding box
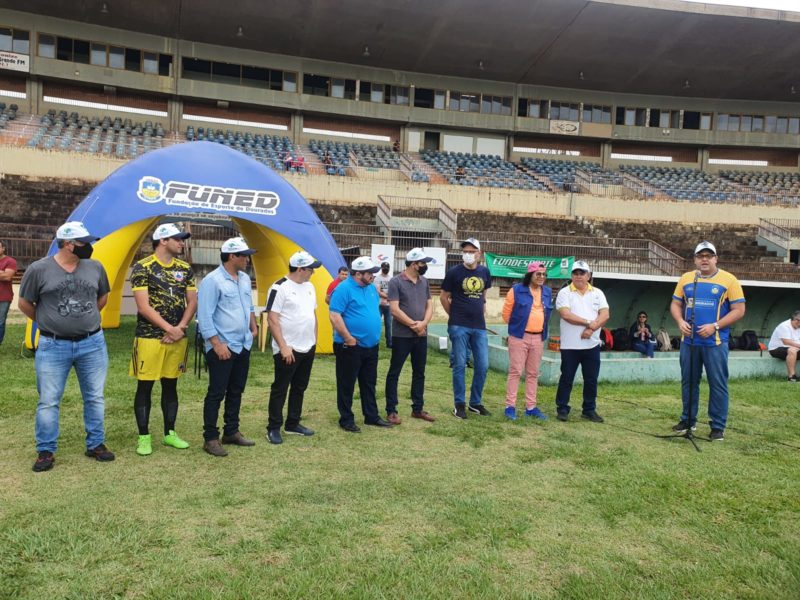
[197,264,254,354]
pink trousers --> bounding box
[505,333,544,409]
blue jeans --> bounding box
[448,325,489,407]
[680,342,729,430]
[385,335,428,414]
[0,301,9,345]
[34,331,109,453]
[555,346,601,415]
[631,339,656,358]
[379,304,393,347]
[203,348,251,441]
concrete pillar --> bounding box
[698,148,709,172]
[26,78,41,115]
[600,141,612,169]
[168,97,182,133]
[291,113,303,145]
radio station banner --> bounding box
[422,246,447,279]
[370,243,395,275]
[484,253,574,279]
[549,120,580,136]
[0,51,30,73]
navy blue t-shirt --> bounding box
[442,264,491,329]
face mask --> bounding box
[462,253,476,266]
[417,265,428,276]
[381,267,390,274]
[72,244,94,259]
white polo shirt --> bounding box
[556,283,609,350]
[266,277,317,354]
[768,319,800,351]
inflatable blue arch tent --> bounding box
[39,141,343,352]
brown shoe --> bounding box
[411,410,436,422]
[203,439,228,457]
[221,431,255,446]
[387,412,402,425]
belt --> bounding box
[525,330,543,334]
[39,328,101,342]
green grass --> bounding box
[1,318,799,599]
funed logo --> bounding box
[136,177,280,216]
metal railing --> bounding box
[758,218,792,249]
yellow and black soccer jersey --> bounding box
[672,268,745,347]
[130,255,196,339]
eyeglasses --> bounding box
[233,253,250,258]
[533,272,546,277]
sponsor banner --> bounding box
[549,120,580,136]
[484,253,574,279]
[371,244,395,275]
[422,246,447,279]
[0,51,29,73]
[136,176,280,215]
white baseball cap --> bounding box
[571,260,592,274]
[406,248,433,262]
[56,221,99,243]
[351,256,380,273]
[289,251,322,269]
[153,223,191,241]
[460,237,481,250]
[694,241,717,256]
[221,237,256,255]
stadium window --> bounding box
[182,57,212,81]
[56,37,73,61]
[481,95,511,115]
[551,102,579,121]
[518,98,548,119]
[73,39,90,65]
[212,61,241,85]
[282,71,297,92]
[303,73,330,96]
[716,114,728,131]
[361,81,384,102]
[108,46,124,69]
[0,28,10,52]
[91,43,107,66]
[159,54,172,77]
[582,104,610,123]
[789,118,799,135]
[776,117,788,133]
[125,48,141,72]
[682,111,703,130]
[700,113,711,130]
[728,115,740,131]
[267,69,283,91]
[450,91,480,113]
[12,29,29,54]
[330,78,356,99]
[241,65,268,88]
[415,88,446,109]
[142,51,158,74]
[38,34,55,58]
[752,116,764,132]
[616,107,645,126]
[740,115,752,132]
[389,85,409,106]
[764,115,777,133]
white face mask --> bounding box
[462,253,476,266]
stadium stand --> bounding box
[308,139,405,176]
[0,102,18,132]
[520,158,623,191]
[420,150,548,191]
[718,170,800,203]
[185,127,307,173]
[620,165,739,202]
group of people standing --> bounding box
[18,220,750,471]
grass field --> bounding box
[1,318,799,599]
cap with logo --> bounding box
[571,260,592,274]
[153,223,191,241]
[460,238,481,250]
[694,241,717,256]
[406,247,433,263]
[351,256,380,273]
[221,237,256,255]
[289,250,322,269]
[56,221,99,243]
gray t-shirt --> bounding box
[19,256,110,336]
[387,272,431,338]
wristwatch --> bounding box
[713,322,720,331]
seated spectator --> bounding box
[393,139,401,153]
[630,311,656,358]
[455,165,466,181]
[323,152,335,175]
[283,152,293,171]
[767,311,800,382]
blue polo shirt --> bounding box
[329,276,381,348]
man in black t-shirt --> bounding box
[440,238,492,419]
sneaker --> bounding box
[672,420,697,433]
[203,439,228,457]
[788,375,798,383]
[525,407,548,420]
[162,430,189,449]
[468,404,491,416]
[411,410,435,422]
[387,412,402,425]
[453,404,467,420]
[581,411,604,423]
[85,444,115,462]
[504,406,517,421]
[136,434,153,456]
[32,451,54,472]
[556,412,569,422]
[710,428,725,441]
[285,424,315,437]
[267,429,283,445]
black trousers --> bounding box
[385,335,428,415]
[334,343,380,427]
[267,346,316,431]
[203,348,250,441]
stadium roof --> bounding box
[4,0,799,103]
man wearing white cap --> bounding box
[554,260,610,423]
[670,241,745,441]
[19,221,114,472]
[129,223,196,456]
[440,237,492,419]
[264,251,321,444]
[329,256,393,432]
[384,248,435,423]
[197,237,258,456]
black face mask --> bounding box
[72,243,94,259]
[381,267,390,274]
[417,265,428,276]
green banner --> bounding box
[484,253,574,279]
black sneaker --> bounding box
[285,424,315,437]
[32,451,54,472]
[710,428,725,441]
[340,423,361,433]
[788,375,798,383]
[581,411,604,423]
[453,404,467,419]
[556,412,569,422]
[468,404,491,416]
[267,429,283,445]
[85,444,115,462]
[672,420,697,433]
